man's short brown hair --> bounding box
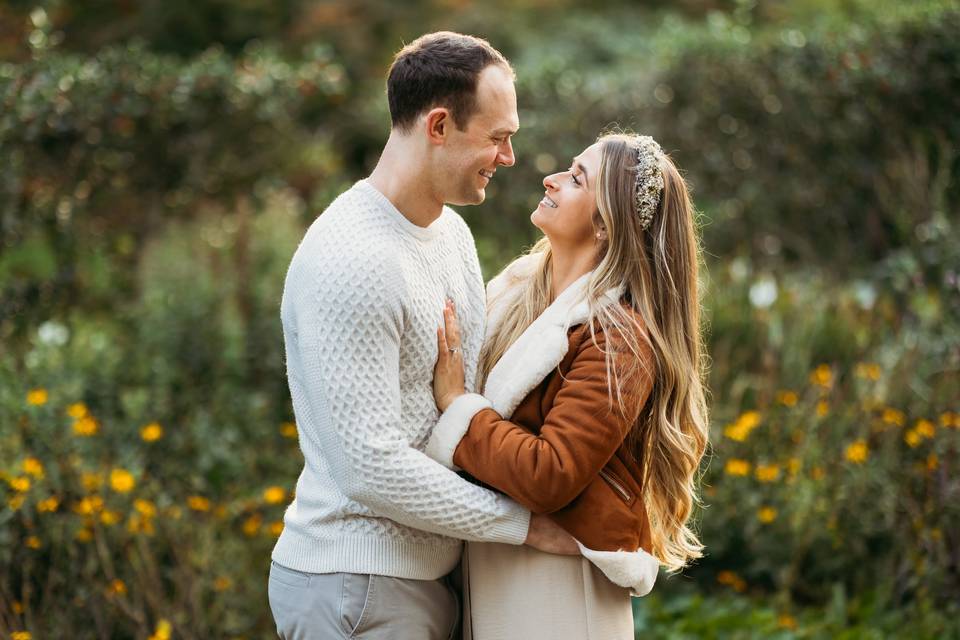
[387,32,513,133]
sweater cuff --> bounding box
[484,498,531,545]
[425,393,492,469]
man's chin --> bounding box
[448,189,485,207]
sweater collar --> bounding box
[356,179,445,242]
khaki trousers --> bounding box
[268,561,460,639]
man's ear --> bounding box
[424,107,451,146]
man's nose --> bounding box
[498,138,515,167]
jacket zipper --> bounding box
[598,468,633,503]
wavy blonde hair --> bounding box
[477,133,709,572]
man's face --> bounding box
[440,64,519,206]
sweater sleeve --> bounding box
[450,327,654,514]
[294,253,530,544]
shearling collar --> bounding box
[482,255,624,420]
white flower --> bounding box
[37,321,69,346]
[853,281,877,310]
[749,278,778,309]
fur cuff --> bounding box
[577,541,660,597]
[425,394,493,469]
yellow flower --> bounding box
[187,495,211,512]
[757,506,778,523]
[927,454,939,471]
[778,614,798,630]
[140,422,164,442]
[940,412,959,428]
[153,619,172,640]
[214,576,233,591]
[904,429,921,448]
[855,363,881,381]
[776,390,798,407]
[844,439,868,464]
[67,402,89,419]
[109,468,135,493]
[12,631,32,640]
[38,496,60,512]
[716,570,747,592]
[723,411,761,441]
[724,459,751,476]
[914,419,935,439]
[73,495,104,515]
[263,486,287,505]
[243,513,263,537]
[127,513,156,536]
[22,457,45,479]
[8,494,25,510]
[25,536,42,549]
[72,416,100,436]
[27,388,48,406]
[882,408,906,427]
[809,364,833,388]
[81,471,104,491]
[100,509,121,526]
[75,528,94,543]
[107,579,127,596]
[8,476,31,492]
[134,499,157,518]
[815,400,829,417]
[755,464,781,483]
[11,599,23,613]
[787,458,801,476]
[280,422,298,439]
[811,466,825,480]
[269,520,285,537]
[716,570,737,585]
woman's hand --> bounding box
[433,299,466,412]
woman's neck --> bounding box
[549,245,598,302]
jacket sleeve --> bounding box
[434,326,655,514]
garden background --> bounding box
[1,0,958,637]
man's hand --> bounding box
[524,513,580,556]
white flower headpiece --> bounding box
[633,135,665,231]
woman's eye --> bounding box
[571,173,581,186]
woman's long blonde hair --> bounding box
[477,133,709,572]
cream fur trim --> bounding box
[424,394,492,469]
[483,270,623,419]
[577,541,660,597]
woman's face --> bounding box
[530,142,603,248]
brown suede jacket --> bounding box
[454,315,655,555]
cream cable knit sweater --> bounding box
[271,180,530,580]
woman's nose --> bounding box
[543,174,558,190]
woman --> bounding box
[427,132,709,639]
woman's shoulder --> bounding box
[486,253,540,299]
[572,303,653,359]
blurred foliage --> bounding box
[1,0,959,637]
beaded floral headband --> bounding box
[633,135,665,231]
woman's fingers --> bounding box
[436,326,448,361]
[444,300,461,348]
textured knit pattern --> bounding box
[271,180,530,580]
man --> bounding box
[269,32,575,639]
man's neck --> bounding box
[549,245,599,302]
[367,133,444,228]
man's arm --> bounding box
[293,254,530,544]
